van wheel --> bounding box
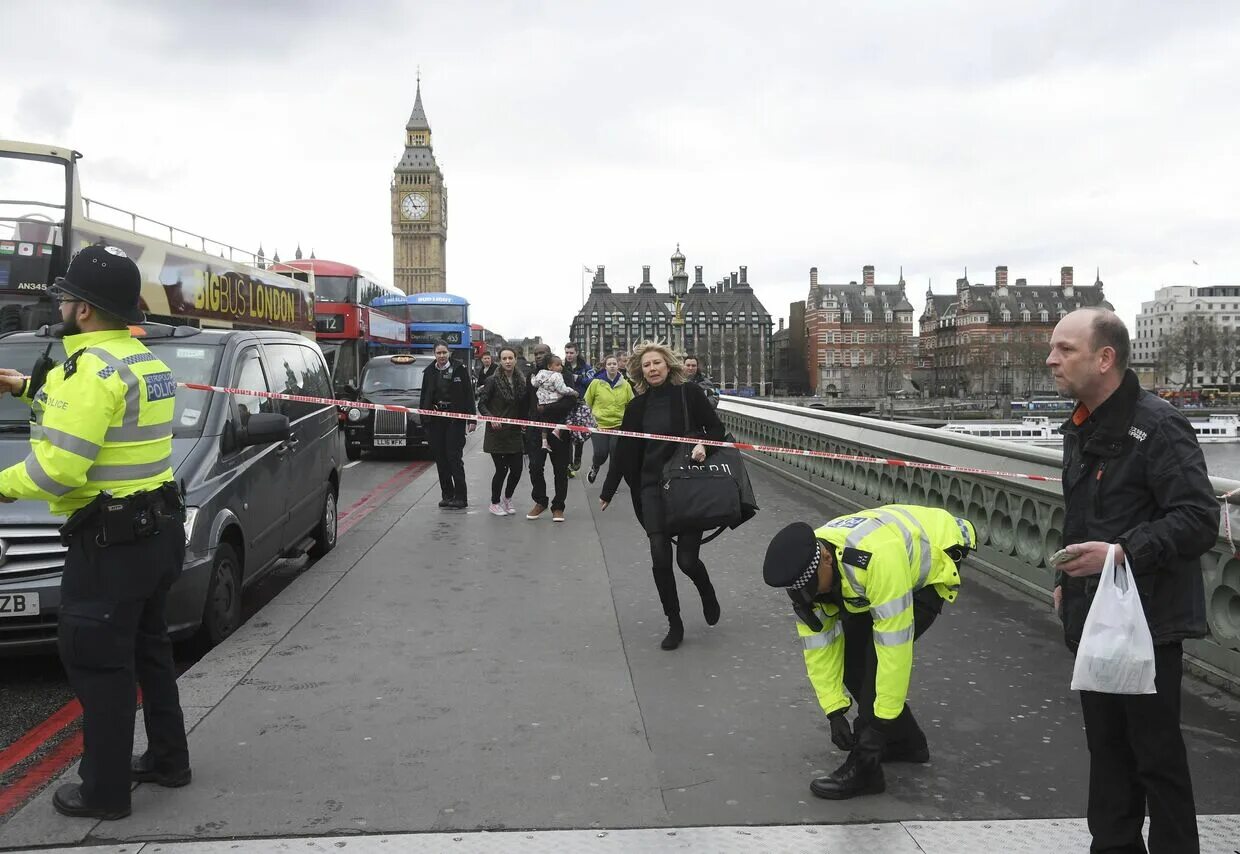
[309,486,338,559]
[345,445,362,461]
[196,543,242,650]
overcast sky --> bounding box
[5,0,1239,345]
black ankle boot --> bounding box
[700,584,720,626]
[661,616,684,650]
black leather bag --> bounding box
[660,387,748,537]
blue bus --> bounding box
[370,292,471,364]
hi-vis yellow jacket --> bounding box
[798,505,976,721]
[0,329,174,515]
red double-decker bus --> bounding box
[279,258,409,398]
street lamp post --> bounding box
[669,267,688,355]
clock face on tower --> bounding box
[401,192,429,221]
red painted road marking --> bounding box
[0,699,81,778]
[0,460,430,821]
[339,460,430,536]
[0,730,82,817]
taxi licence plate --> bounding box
[0,592,39,617]
[373,438,407,447]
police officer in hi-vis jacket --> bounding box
[0,245,190,820]
[763,504,975,800]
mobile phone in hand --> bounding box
[1049,548,1074,566]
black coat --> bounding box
[1057,369,1218,648]
[478,370,528,455]
[600,381,725,527]
[523,359,577,454]
[419,360,477,418]
[475,363,497,390]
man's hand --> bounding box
[1058,541,1125,577]
[0,369,24,397]
[690,443,706,463]
[599,499,609,512]
[1053,585,1063,615]
[466,422,477,434]
[0,493,14,504]
[827,711,856,751]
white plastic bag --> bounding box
[1070,545,1157,694]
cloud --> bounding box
[13,86,79,139]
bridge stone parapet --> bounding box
[719,397,1240,691]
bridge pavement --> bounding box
[2,436,1238,852]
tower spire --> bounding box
[407,71,430,131]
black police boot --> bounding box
[52,784,131,820]
[882,737,930,764]
[131,753,193,787]
[438,498,452,508]
[661,615,684,650]
[809,756,886,800]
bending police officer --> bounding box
[763,504,975,799]
[0,245,190,820]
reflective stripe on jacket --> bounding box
[799,504,976,720]
[0,329,174,515]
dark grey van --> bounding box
[0,324,342,653]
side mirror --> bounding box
[236,412,291,448]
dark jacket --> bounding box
[1057,369,1218,649]
[475,363,497,390]
[567,357,594,396]
[419,360,477,419]
[478,370,528,455]
[600,381,725,527]
[524,358,577,454]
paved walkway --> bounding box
[3,437,1239,852]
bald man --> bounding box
[1047,308,1217,854]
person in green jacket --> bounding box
[583,355,633,484]
[0,245,189,820]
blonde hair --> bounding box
[627,341,686,394]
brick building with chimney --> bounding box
[804,265,916,397]
[919,265,1112,398]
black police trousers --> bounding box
[426,418,468,501]
[1080,643,1198,854]
[841,587,941,748]
[58,516,188,812]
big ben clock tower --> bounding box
[392,76,447,294]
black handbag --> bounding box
[660,387,747,538]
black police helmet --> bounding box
[50,244,145,325]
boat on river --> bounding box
[943,414,1240,445]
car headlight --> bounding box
[183,506,199,544]
[347,407,364,422]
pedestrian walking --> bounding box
[475,351,496,391]
[0,245,190,820]
[564,342,594,475]
[599,342,724,650]
[684,355,720,409]
[477,347,527,516]
[1048,308,1218,854]
[532,354,578,450]
[583,355,633,484]
[762,506,975,800]
[419,341,477,508]
[524,345,576,522]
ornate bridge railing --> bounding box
[720,397,1240,690]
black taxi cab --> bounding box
[343,353,434,460]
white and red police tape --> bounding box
[176,379,1066,483]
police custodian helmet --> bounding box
[49,244,145,325]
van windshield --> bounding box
[0,338,222,437]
